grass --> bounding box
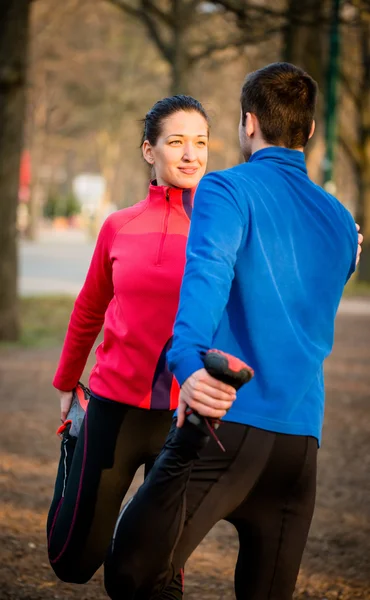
[0,283,369,350]
[18,295,75,348]
[343,279,370,297]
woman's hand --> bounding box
[59,390,73,422]
[177,368,237,427]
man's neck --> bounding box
[251,140,304,155]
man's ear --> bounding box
[142,140,154,164]
[246,112,256,138]
[309,120,315,140]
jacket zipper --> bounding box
[156,190,170,265]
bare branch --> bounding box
[217,1,361,28]
[189,0,202,12]
[189,26,281,64]
[108,0,142,19]
[141,0,172,62]
[108,0,172,62]
[340,70,361,111]
[216,0,285,20]
[144,0,174,27]
[339,134,362,172]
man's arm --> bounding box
[168,171,248,420]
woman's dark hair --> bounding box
[240,62,318,149]
[141,95,210,147]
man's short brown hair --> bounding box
[241,62,318,149]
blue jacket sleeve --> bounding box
[167,171,247,385]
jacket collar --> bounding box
[148,181,195,218]
[248,147,308,174]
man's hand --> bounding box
[356,223,364,267]
[177,368,237,428]
[59,390,73,422]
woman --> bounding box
[47,95,210,595]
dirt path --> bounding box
[1,312,370,599]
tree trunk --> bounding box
[170,0,191,94]
[171,54,191,95]
[282,0,301,64]
[357,15,370,283]
[171,57,191,95]
[356,136,370,283]
[282,0,326,179]
[283,0,324,78]
[0,0,30,340]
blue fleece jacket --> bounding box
[167,147,358,443]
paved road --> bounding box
[19,228,370,315]
[19,229,94,296]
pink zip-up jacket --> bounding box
[53,183,194,410]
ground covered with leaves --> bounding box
[0,307,369,599]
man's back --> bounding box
[109,65,362,600]
[169,147,357,443]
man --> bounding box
[104,63,362,600]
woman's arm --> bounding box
[53,215,117,392]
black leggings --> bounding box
[47,396,183,599]
[104,419,317,600]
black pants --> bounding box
[105,419,317,600]
[47,396,183,599]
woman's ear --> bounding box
[142,140,154,165]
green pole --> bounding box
[323,0,341,191]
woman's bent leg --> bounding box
[47,397,142,583]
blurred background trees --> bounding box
[1,0,370,340]
[108,0,283,94]
[0,1,30,340]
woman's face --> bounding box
[142,110,209,189]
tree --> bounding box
[0,1,31,340]
[27,0,167,220]
[357,12,370,282]
[107,0,283,94]
[283,0,326,75]
[339,1,370,281]
[353,5,370,281]
[281,0,328,182]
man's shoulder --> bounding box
[202,163,255,192]
[206,162,253,179]
[311,184,357,260]
[314,183,355,225]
